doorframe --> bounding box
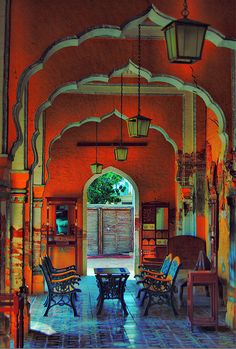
[82,166,139,275]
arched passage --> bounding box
[83,166,140,275]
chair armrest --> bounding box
[144,270,163,276]
[51,270,77,277]
[51,275,80,283]
[52,265,76,272]
[144,275,171,282]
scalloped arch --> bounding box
[82,165,140,275]
[44,111,178,183]
[83,166,139,213]
[11,3,236,158]
[32,62,228,175]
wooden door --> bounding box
[87,208,99,256]
[87,207,133,255]
[102,208,133,254]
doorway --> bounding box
[83,168,138,277]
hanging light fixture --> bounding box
[114,74,128,161]
[90,123,103,174]
[127,24,151,138]
[162,0,209,64]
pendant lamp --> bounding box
[127,24,151,138]
[162,0,208,64]
[114,74,128,161]
[90,123,103,174]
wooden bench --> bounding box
[40,258,81,316]
[138,256,182,316]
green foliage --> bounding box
[87,173,127,204]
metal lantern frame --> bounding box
[162,0,208,64]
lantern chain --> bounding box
[138,24,141,116]
[120,74,123,145]
[95,122,98,163]
[181,0,190,18]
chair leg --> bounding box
[70,293,79,317]
[140,290,148,306]
[96,296,104,315]
[43,295,49,307]
[170,292,178,316]
[143,294,152,316]
[43,292,52,316]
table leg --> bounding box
[96,296,104,315]
[120,293,128,316]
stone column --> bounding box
[226,194,236,329]
[32,199,43,293]
[10,171,29,291]
[0,155,10,293]
[77,201,84,275]
[10,189,27,291]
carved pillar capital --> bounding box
[10,189,27,204]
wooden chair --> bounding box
[139,256,181,316]
[135,253,173,299]
[40,259,81,316]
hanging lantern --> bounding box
[127,115,151,138]
[127,24,151,138]
[90,162,103,174]
[162,0,208,63]
[90,123,103,174]
[114,146,128,161]
[114,74,128,161]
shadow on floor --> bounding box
[23,276,236,348]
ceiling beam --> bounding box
[77,142,148,147]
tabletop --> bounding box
[94,267,130,275]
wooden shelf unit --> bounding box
[141,201,169,268]
[46,197,79,270]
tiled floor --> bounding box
[23,264,236,349]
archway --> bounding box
[83,167,139,276]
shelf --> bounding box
[141,201,169,266]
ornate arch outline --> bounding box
[11,4,236,158]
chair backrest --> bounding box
[39,262,52,290]
[44,255,54,272]
[160,253,172,276]
[166,256,181,286]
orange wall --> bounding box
[8,0,235,158]
[44,115,176,206]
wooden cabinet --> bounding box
[141,202,169,268]
[46,197,79,269]
[187,271,218,330]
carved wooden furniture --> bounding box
[135,253,173,299]
[168,235,206,269]
[138,256,182,316]
[187,271,218,330]
[40,258,81,317]
[94,267,130,315]
[141,202,169,268]
[176,250,211,309]
[46,197,79,269]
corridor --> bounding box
[23,276,236,348]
